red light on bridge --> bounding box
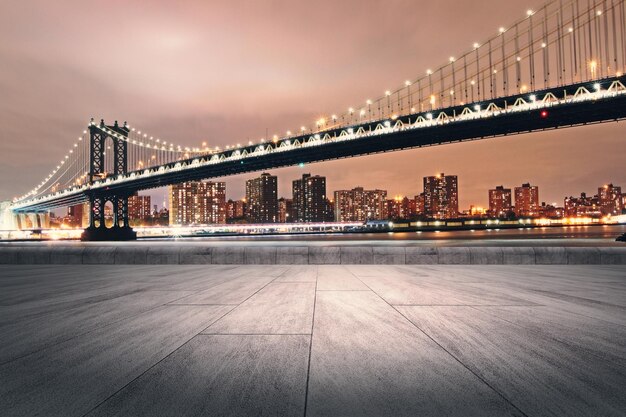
[540,110,549,118]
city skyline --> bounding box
[98,172,622,229]
[1,1,625,207]
[146,170,624,212]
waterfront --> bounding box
[2,224,625,247]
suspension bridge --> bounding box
[4,0,626,240]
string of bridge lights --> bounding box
[14,0,620,204]
[183,0,610,153]
[13,130,90,202]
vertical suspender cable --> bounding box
[529,13,536,91]
[463,55,468,102]
[488,40,493,98]
[501,32,508,95]
[515,25,521,90]
[604,0,610,73]
[543,7,550,88]
[611,0,619,72]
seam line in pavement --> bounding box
[346,268,532,417]
[197,333,312,336]
[390,303,543,306]
[80,306,235,417]
[302,266,318,417]
[199,266,291,333]
[166,303,240,306]
[466,304,626,365]
[0,290,199,368]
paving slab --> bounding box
[398,305,626,416]
[273,265,318,282]
[204,282,315,334]
[0,289,193,365]
[356,271,536,306]
[306,291,520,416]
[86,335,310,417]
[473,305,626,367]
[316,265,369,290]
[170,275,275,305]
[0,304,232,416]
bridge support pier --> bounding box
[81,119,136,241]
[81,192,137,241]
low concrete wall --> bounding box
[1,246,625,265]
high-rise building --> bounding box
[488,186,513,217]
[245,173,278,223]
[598,183,623,216]
[414,193,425,216]
[169,181,226,225]
[423,173,459,219]
[226,199,246,222]
[387,196,413,219]
[334,187,387,222]
[278,198,293,223]
[564,192,601,217]
[292,174,328,222]
[128,193,151,225]
[514,183,539,217]
[324,198,335,222]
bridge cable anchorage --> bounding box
[11,0,626,212]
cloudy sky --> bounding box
[1,0,624,209]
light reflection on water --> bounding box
[169,224,626,246]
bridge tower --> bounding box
[81,119,137,241]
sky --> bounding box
[0,0,624,210]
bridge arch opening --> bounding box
[104,200,114,229]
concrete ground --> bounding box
[0,264,625,416]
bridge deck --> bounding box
[1,264,625,416]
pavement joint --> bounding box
[302,266,319,417]
[345,267,533,417]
